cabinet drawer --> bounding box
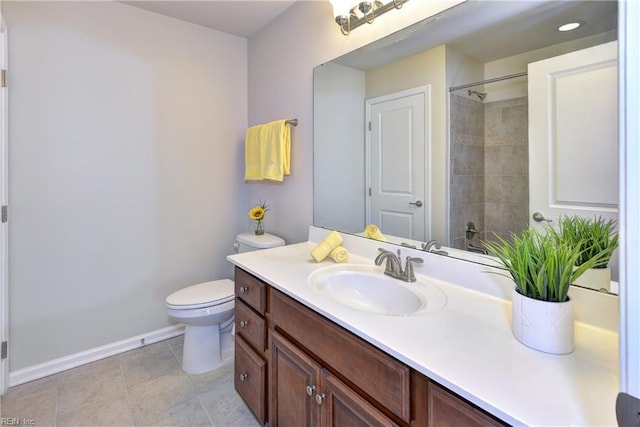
[236,298,266,352]
[235,267,267,314]
[270,288,411,423]
[235,335,267,424]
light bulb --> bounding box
[558,21,584,32]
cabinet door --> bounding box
[322,370,399,427]
[428,382,504,427]
[270,330,322,427]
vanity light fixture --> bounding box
[329,0,408,36]
[558,20,584,32]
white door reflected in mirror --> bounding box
[528,41,618,279]
[367,86,430,241]
[528,42,618,229]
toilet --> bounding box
[166,232,285,374]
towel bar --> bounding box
[286,119,298,127]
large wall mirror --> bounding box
[313,0,619,291]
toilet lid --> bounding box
[166,279,234,309]
[237,232,285,249]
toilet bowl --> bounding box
[166,279,235,374]
[166,232,285,375]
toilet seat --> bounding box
[166,279,234,310]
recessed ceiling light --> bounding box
[558,21,584,32]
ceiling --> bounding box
[446,1,618,63]
[122,1,299,38]
[332,1,618,70]
[121,1,617,62]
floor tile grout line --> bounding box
[118,357,137,427]
[169,336,215,426]
[53,373,60,427]
[192,385,216,427]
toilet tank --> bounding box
[236,232,285,253]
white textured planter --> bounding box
[573,267,611,292]
[511,289,574,355]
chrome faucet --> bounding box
[422,240,441,252]
[422,240,448,256]
[374,249,401,276]
[375,248,423,282]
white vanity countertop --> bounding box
[227,240,619,426]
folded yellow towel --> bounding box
[244,119,291,182]
[328,246,349,263]
[311,231,343,262]
[364,224,387,241]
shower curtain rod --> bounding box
[449,71,528,92]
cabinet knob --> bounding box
[315,393,326,405]
[306,385,316,396]
[239,286,248,294]
[239,320,249,328]
[239,373,248,382]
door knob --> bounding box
[532,212,552,223]
[315,393,326,405]
[306,385,316,396]
[409,200,423,207]
[239,320,249,328]
[239,373,248,382]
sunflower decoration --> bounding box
[248,201,268,235]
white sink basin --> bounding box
[307,264,447,316]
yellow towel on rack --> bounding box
[328,246,349,263]
[364,224,387,241]
[310,231,343,262]
[244,119,291,182]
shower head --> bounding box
[468,89,487,101]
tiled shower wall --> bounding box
[484,97,529,243]
[450,94,485,250]
[449,94,529,250]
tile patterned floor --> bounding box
[0,336,261,426]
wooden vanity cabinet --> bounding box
[270,330,398,427]
[269,287,409,426]
[233,267,508,427]
[234,268,269,425]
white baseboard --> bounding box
[9,325,185,387]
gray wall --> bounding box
[5,1,247,370]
